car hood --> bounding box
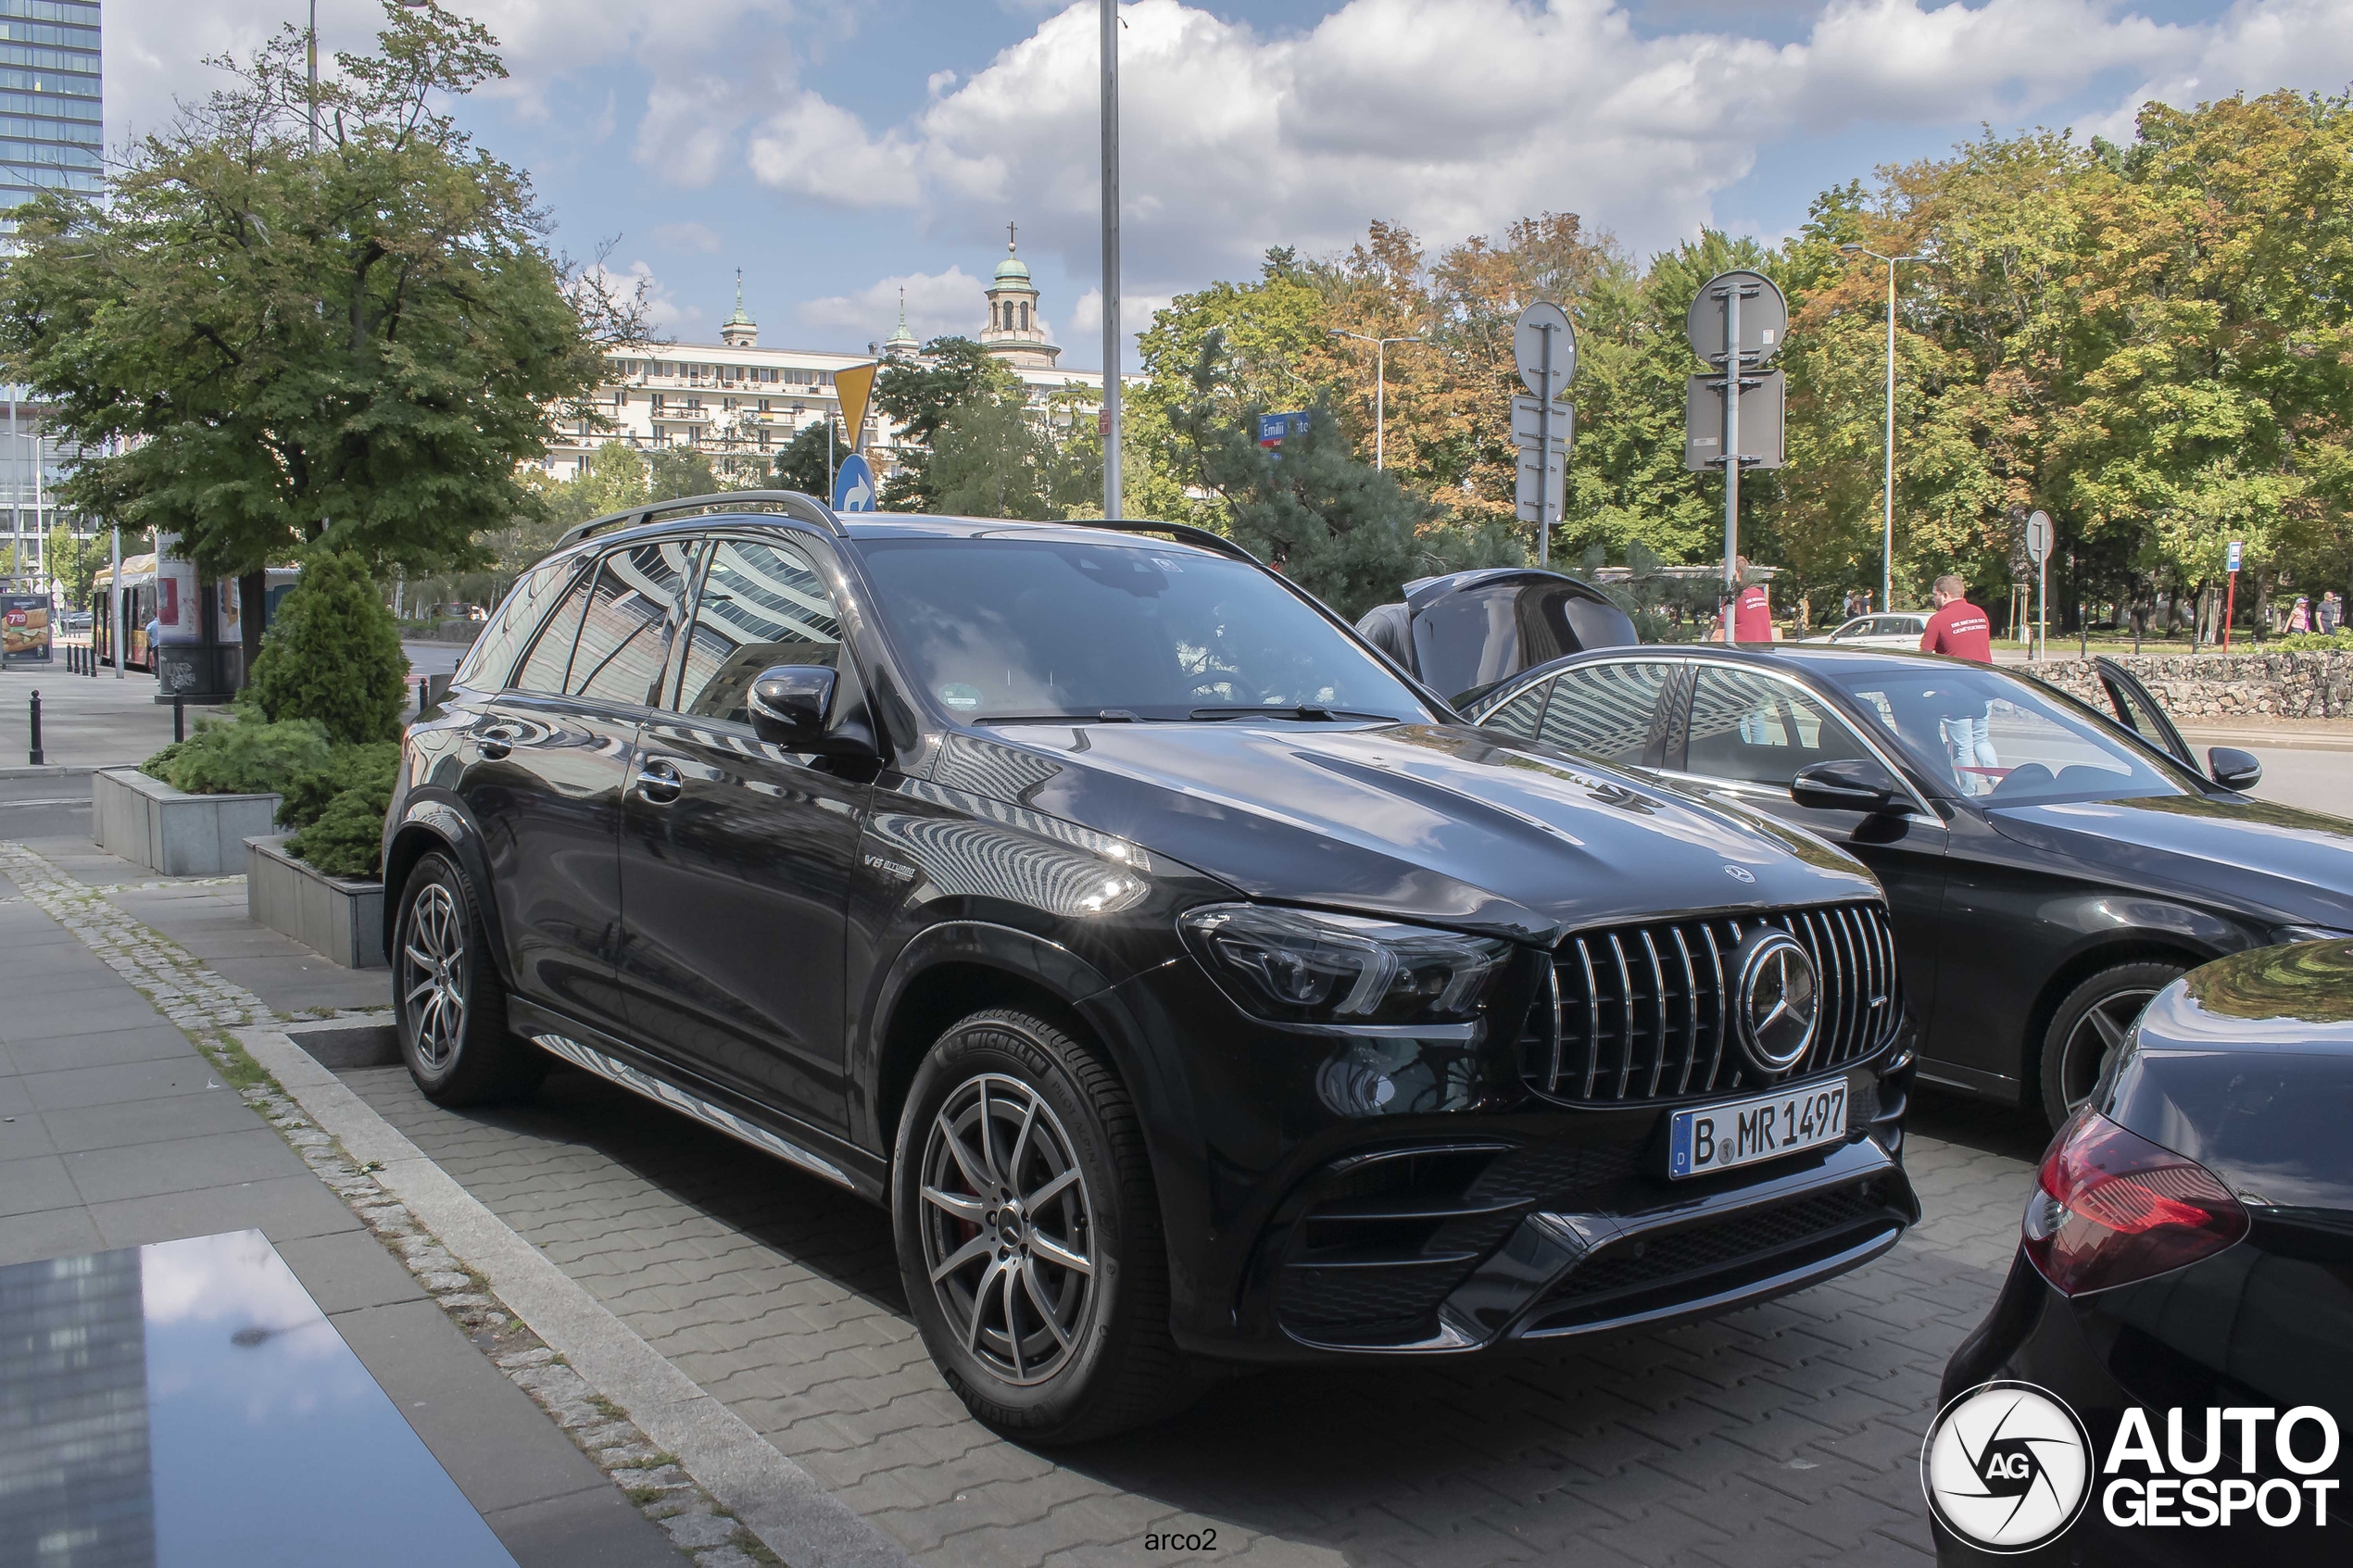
[928,722,1878,945]
[1985,793,2353,928]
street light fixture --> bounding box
[1327,330,1427,470]
[1840,243,1925,615]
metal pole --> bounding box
[1882,259,1896,615]
[1722,285,1742,648]
[7,392,17,589]
[30,410,41,598]
[1536,328,1553,568]
[2035,551,2046,662]
[1374,339,1385,471]
[1099,0,1123,521]
[27,690,41,766]
[109,523,121,678]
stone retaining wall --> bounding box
[2027,649,2353,721]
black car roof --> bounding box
[555,491,1246,563]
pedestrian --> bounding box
[1920,573,1997,782]
[2287,596,2311,634]
[1718,557,1775,644]
[2322,591,2343,635]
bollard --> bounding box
[417,676,428,720]
[172,693,184,744]
[28,689,42,767]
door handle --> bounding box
[474,725,518,760]
[635,758,684,804]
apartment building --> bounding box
[545,235,1116,488]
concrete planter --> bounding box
[93,767,281,877]
[245,834,386,970]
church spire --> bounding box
[721,268,758,347]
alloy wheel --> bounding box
[2057,984,2159,1113]
[917,1073,1097,1387]
[401,883,469,1072]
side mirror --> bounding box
[2208,746,2262,793]
[1792,758,1907,813]
[746,665,876,758]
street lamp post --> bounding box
[1099,0,1122,521]
[1328,331,1426,470]
[1840,244,1924,615]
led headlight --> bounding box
[1179,903,1512,1029]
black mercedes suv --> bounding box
[384,491,1921,1442]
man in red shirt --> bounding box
[1919,574,1997,779]
[1720,557,1774,644]
[1919,574,1993,662]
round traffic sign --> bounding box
[2024,508,2052,564]
[1514,302,1576,399]
[1685,270,1789,367]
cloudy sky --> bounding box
[103,1,2353,367]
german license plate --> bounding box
[1668,1080,1847,1179]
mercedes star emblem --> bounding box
[1733,928,1819,1075]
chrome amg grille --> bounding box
[1521,904,1899,1104]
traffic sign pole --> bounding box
[2222,541,2242,651]
[1722,283,1741,647]
[1538,327,1554,567]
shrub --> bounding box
[153,712,333,797]
[2273,631,2353,652]
[246,547,409,745]
[276,740,400,833]
[287,780,395,880]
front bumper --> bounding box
[1087,951,1919,1363]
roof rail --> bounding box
[1074,518,1260,564]
[555,489,843,549]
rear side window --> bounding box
[672,538,844,724]
[512,573,593,695]
[567,541,696,707]
[1480,683,1548,738]
[1538,661,1671,765]
[456,558,574,690]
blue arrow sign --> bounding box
[832,453,877,513]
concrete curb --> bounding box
[238,1025,916,1568]
[0,762,106,778]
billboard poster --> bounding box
[153,535,202,645]
[1,592,52,664]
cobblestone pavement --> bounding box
[336,1054,2042,1568]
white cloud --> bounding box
[580,258,702,332]
[650,220,724,255]
[798,267,992,344]
[681,0,2353,296]
[746,94,923,207]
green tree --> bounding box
[770,421,835,498]
[246,546,409,745]
[875,337,1000,510]
[1169,340,1515,618]
[648,445,720,502]
[0,2,647,681]
[45,523,101,608]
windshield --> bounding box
[858,535,1432,723]
[1825,663,2194,805]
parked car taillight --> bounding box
[2021,1110,2246,1295]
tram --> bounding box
[94,558,299,671]
[92,553,157,671]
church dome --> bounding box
[994,252,1033,286]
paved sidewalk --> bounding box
[0,841,685,1568]
[329,1058,2032,1566]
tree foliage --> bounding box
[0,2,648,594]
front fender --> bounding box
[382,792,514,988]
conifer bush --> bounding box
[246,548,409,745]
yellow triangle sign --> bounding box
[834,362,879,454]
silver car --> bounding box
[1808,612,1929,649]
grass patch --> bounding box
[201,1033,272,1091]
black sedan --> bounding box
[1464,646,2353,1127]
[1933,938,2353,1563]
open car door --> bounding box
[2094,657,2198,771]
